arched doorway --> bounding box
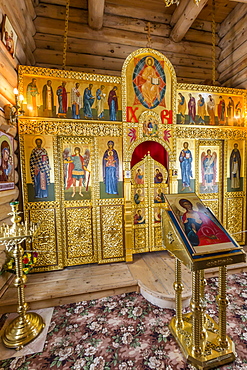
[130,142,169,254]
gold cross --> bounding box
[144,22,153,48]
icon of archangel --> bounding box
[132,56,166,109]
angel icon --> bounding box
[201,149,217,192]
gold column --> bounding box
[147,153,152,250]
[218,265,228,349]
[199,269,207,350]
[124,175,133,262]
[174,258,183,328]
[191,270,202,357]
[200,269,206,299]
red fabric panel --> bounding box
[131,141,169,170]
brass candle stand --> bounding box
[0,201,45,350]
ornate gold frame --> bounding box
[17,58,247,269]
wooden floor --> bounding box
[1,250,247,314]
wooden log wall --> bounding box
[218,3,247,89]
[33,0,222,85]
[0,2,36,294]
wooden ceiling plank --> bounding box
[36,1,213,35]
[219,12,247,49]
[35,3,87,22]
[104,3,171,24]
[35,3,171,37]
[39,0,87,8]
[219,18,247,62]
[229,0,247,3]
[170,0,208,43]
[106,0,170,13]
[218,40,247,73]
[88,0,105,30]
[218,2,247,38]
[197,0,236,24]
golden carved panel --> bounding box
[178,83,247,97]
[134,227,148,253]
[65,207,94,260]
[175,127,247,140]
[18,65,121,84]
[29,208,59,268]
[151,225,163,251]
[100,206,124,260]
[19,120,122,137]
[226,198,244,243]
[201,200,219,220]
[97,198,125,206]
[25,201,60,210]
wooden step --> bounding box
[0,250,246,314]
[0,263,138,314]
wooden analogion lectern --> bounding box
[162,193,246,370]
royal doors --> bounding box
[131,153,168,254]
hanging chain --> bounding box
[144,22,153,48]
[62,0,70,69]
[211,0,216,85]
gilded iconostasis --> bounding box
[16,49,247,272]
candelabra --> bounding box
[9,88,25,125]
[0,201,45,350]
[163,0,201,6]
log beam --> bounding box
[170,0,190,27]
[170,0,208,43]
[88,0,105,30]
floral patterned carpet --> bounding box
[1,272,247,370]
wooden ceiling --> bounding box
[31,0,244,86]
